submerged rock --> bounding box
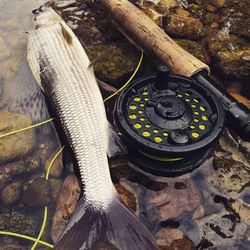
[175,39,210,64]
[0,208,39,237]
[0,180,23,206]
[22,177,53,207]
[156,228,196,250]
[196,211,247,248]
[51,174,81,243]
[207,31,250,80]
[0,112,36,164]
[164,14,205,40]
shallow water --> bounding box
[0,0,250,249]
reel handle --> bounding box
[194,71,250,141]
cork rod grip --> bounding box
[99,0,210,77]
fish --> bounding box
[27,6,158,250]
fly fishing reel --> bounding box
[115,66,225,176]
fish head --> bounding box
[32,6,61,28]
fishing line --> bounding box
[104,50,144,103]
[0,118,54,139]
[0,231,53,248]
[0,119,65,249]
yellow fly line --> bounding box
[0,117,65,249]
[104,50,144,103]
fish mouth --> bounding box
[32,6,47,16]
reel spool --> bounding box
[115,66,225,176]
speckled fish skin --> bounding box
[28,7,116,207]
[27,7,158,250]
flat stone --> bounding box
[51,174,81,243]
[0,112,36,164]
[164,14,205,40]
[22,177,53,207]
[1,180,23,206]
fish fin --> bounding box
[96,78,117,93]
[60,22,73,45]
[9,58,52,133]
[108,124,127,158]
[54,196,158,250]
[88,46,116,69]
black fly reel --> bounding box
[114,66,225,176]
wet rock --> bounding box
[156,228,196,250]
[0,112,36,163]
[123,174,201,224]
[1,58,21,80]
[22,177,53,207]
[207,31,250,80]
[0,36,11,61]
[1,180,22,206]
[220,0,250,39]
[175,39,210,64]
[164,14,205,40]
[115,183,137,213]
[0,155,40,189]
[51,174,81,243]
[239,141,250,162]
[49,178,63,202]
[44,149,64,178]
[229,199,250,225]
[0,208,39,237]
[203,156,250,198]
[196,211,247,248]
[86,43,153,85]
[207,0,226,8]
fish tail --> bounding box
[54,196,158,250]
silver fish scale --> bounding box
[28,19,116,207]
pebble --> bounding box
[0,180,23,206]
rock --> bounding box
[230,199,250,225]
[0,36,11,61]
[86,43,153,85]
[239,141,250,162]
[0,208,39,237]
[0,112,36,163]
[145,176,200,223]
[115,183,137,213]
[203,156,250,198]
[156,228,196,250]
[51,174,81,243]
[207,0,226,8]
[220,0,250,39]
[174,7,190,17]
[0,155,40,189]
[192,204,205,219]
[44,149,64,178]
[1,58,21,80]
[49,178,63,202]
[164,14,205,40]
[22,177,53,207]
[196,211,247,248]
[175,39,210,64]
[207,31,250,80]
[1,180,22,206]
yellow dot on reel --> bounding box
[194,98,200,103]
[200,105,206,111]
[192,132,200,138]
[134,97,141,102]
[194,118,199,123]
[134,123,142,129]
[163,132,169,137]
[199,124,206,130]
[189,125,195,129]
[194,111,199,115]
[202,115,208,121]
[144,97,149,101]
[191,104,196,108]
[142,91,148,96]
[140,117,146,121]
[138,110,143,114]
[145,124,151,128]
[153,129,159,133]
[142,131,150,137]
[140,103,145,107]
[185,98,190,102]
[129,104,137,110]
[177,94,183,98]
[154,136,162,143]
[129,114,137,119]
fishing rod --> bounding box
[99,0,250,141]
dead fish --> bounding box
[27,6,158,250]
